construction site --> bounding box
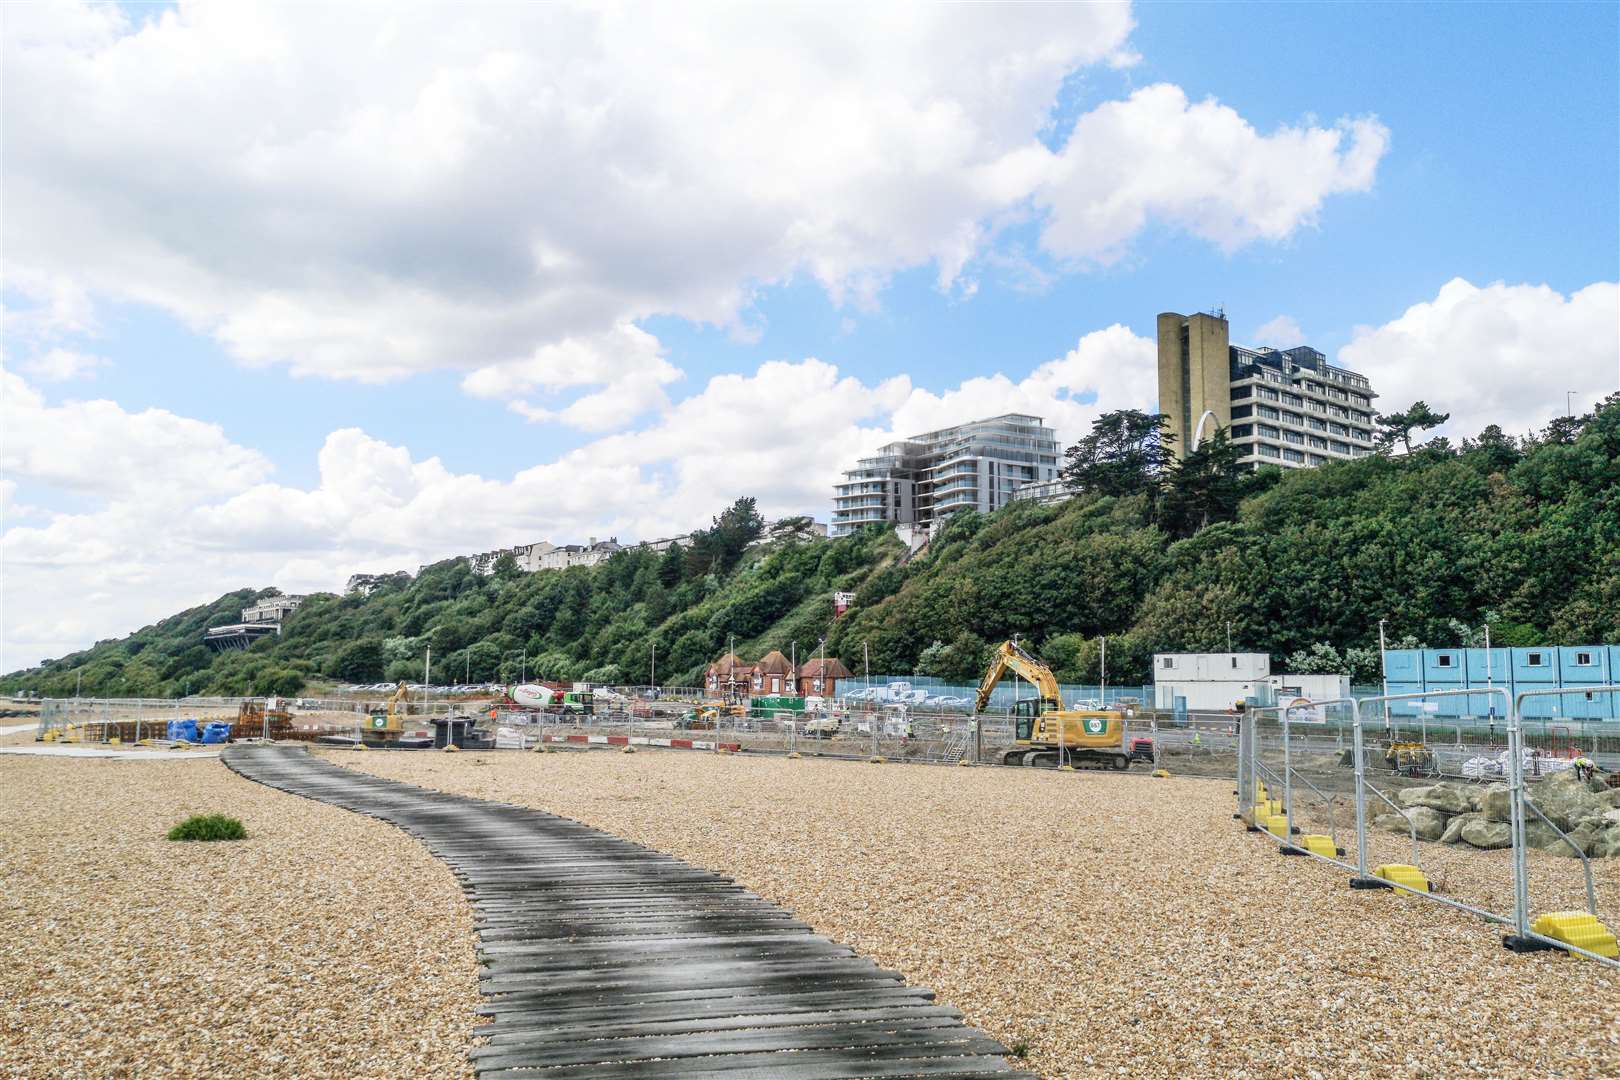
[6,642,1618,1080]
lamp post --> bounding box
[1377,619,1390,735]
[650,643,656,691]
[1226,621,1233,654]
[1566,390,1576,418]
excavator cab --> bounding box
[1011,699,1040,741]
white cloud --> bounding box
[1034,85,1388,263]
[21,348,109,381]
[0,325,1157,670]
[1251,315,1304,348]
[462,323,682,432]
[3,3,1385,425]
[1338,278,1619,439]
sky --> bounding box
[2,1,1617,672]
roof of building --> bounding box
[707,652,751,675]
[799,657,852,679]
[753,650,794,675]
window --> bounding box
[1231,404,1254,419]
[1436,654,1453,668]
[1257,405,1280,420]
[1230,385,1253,399]
[1230,657,1238,669]
[1526,652,1545,667]
[1282,448,1304,463]
[1258,424,1280,439]
[1161,657,1175,670]
[1230,424,1253,438]
[1259,444,1279,458]
[1575,651,1594,666]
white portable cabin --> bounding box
[1152,652,1271,712]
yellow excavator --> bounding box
[363,681,410,744]
[975,640,1130,770]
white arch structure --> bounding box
[1190,409,1218,451]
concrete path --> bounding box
[223,745,1034,1080]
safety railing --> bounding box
[1236,684,1618,971]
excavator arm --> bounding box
[973,641,1062,714]
[386,680,408,730]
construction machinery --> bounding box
[974,640,1130,770]
[363,681,411,744]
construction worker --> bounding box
[1573,755,1597,783]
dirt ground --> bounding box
[335,745,1620,1080]
[0,754,479,1080]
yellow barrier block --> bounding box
[1151,768,1170,778]
[1255,782,1267,801]
[1531,911,1619,959]
[1265,814,1290,838]
[1373,864,1429,894]
[787,752,802,759]
[1299,834,1337,858]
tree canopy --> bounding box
[6,395,1616,696]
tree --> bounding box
[1060,410,1174,496]
[332,639,384,682]
[1157,427,1245,538]
[1375,400,1450,453]
[687,496,766,576]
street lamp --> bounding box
[1566,390,1576,418]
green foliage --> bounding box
[167,814,247,842]
[1375,400,1451,453]
[332,638,384,682]
[1061,409,1174,496]
[4,396,1617,699]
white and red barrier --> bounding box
[542,733,741,753]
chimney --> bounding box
[588,536,596,547]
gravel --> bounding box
[335,747,1620,1080]
[0,754,479,1080]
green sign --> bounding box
[1083,717,1107,735]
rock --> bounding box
[1372,807,1448,841]
[1481,784,1511,822]
[1397,785,1434,809]
[1373,812,1409,835]
[1591,824,1620,859]
[1531,772,1614,831]
[1440,812,1480,845]
[1461,818,1513,849]
[1407,806,1449,841]
[1603,808,1620,825]
[1400,782,1474,815]
[1524,819,1586,856]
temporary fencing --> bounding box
[1237,685,1619,969]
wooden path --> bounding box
[222,746,1037,1079]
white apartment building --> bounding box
[1158,310,1380,470]
[831,414,1061,537]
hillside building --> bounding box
[831,414,1061,537]
[1157,310,1380,470]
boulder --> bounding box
[1397,785,1435,809]
[1481,784,1511,822]
[1524,819,1587,856]
[1531,773,1614,831]
[1400,782,1474,815]
[1440,812,1481,845]
[1407,806,1450,841]
[1591,824,1620,859]
[1373,807,1448,841]
[1603,808,1620,826]
[1373,812,1409,835]
[1461,818,1513,849]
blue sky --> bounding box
[2,1,1616,668]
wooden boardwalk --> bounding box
[223,746,1036,1079]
